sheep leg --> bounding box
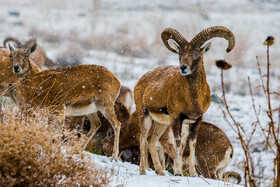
[79,115,86,133]
[179,121,190,167]
[148,122,169,175]
[99,106,121,160]
[188,117,202,176]
[160,126,176,159]
[139,115,152,174]
[0,97,3,122]
[80,113,101,150]
[86,113,101,138]
[171,116,184,176]
[157,142,166,169]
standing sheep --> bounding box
[134,26,235,175]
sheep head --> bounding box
[161,26,235,76]
[9,42,37,75]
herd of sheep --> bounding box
[0,26,241,184]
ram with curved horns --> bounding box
[134,26,235,176]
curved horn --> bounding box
[8,43,14,52]
[161,28,188,54]
[3,37,23,48]
[190,26,235,53]
[23,38,37,49]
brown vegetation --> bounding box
[218,35,279,186]
[0,107,110,186]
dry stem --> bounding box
[220,69,256,187]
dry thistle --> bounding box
[215,60,232,70]
[263,36,275,46]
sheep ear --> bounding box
[168,39,180,53]
[8,43,14,52]
[27,43,37,56]
[201,42,211,54]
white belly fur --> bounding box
[149,112,170,124]
[182,119,196,124]
[149,112,196,125]
[65,102,98,116]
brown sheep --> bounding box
[0,48,40,98]
[65,86,133,138]
[85,101,131,155]
[160,121,240,183]
[134,26,235,175]
[100,111,240,183]
[8,43,121,159]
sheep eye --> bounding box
[192,52,200,60]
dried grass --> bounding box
[0,107,110,186]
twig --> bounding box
[170,179,181,184]
[256,56,268,102]
[265,45,277,144]
[218,105,238,134]
[221,70,238,126]
[220,69,256,187]
[248,77,275,155]
[277,105,280,141]
[198,176,210,185]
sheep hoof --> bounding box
[175,174,182,176]
[110,157,117,162]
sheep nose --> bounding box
[14,65,20,73]
[180,65,187,71]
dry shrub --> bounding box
[0,107,110,186]
[219,37,280,186]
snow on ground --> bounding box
[1,0,280,186]
[89,153,242,187]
